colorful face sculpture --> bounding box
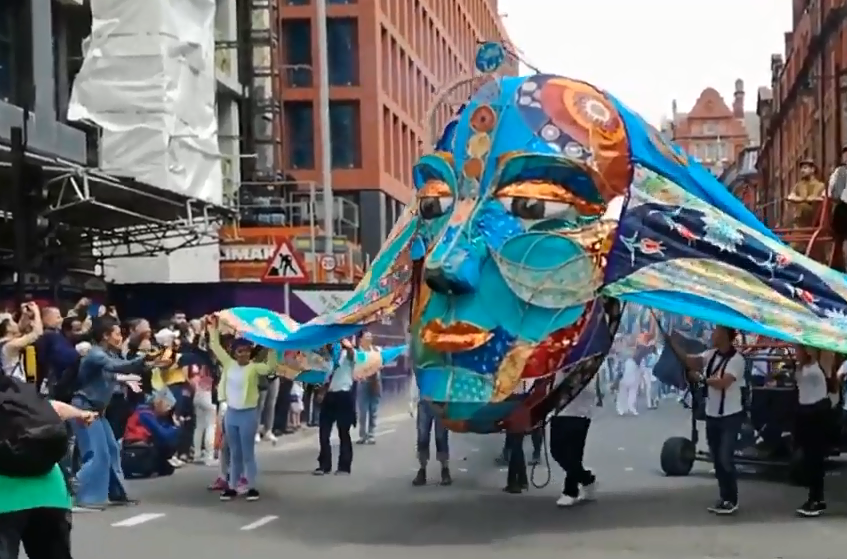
[266,45,847,434]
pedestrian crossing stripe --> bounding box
[262,239,308,283]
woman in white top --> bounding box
[793,344,831,517]
[0,303,43,380]
[616,353,641,416]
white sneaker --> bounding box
[556,494,580,507]
[580,481,598,501]
[263,432,278,445]
[254,433,262,444]
[168,457,184,469]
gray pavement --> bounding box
[63,401,847,559]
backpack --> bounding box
[50,360,81,404]
[0,375,69,477]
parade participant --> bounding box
[207,315,278,501]
[673,325,746,515]
[792,344,830,517]
[616,347,641,416]
[72,316,156,510]
[550,374,598,507]
[314,340,357,476]
[502,379,532,494]
[0,302,43,381]
[642,347,659,409]
[411,376,451,486]
[121,389,181,478]
[356,332,382,445]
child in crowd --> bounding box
[289,381,304,431]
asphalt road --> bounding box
[61,400,847,559]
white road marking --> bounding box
[617,447,625,451]
[111,513,166,527]
[624,467,634,472]
[458,468,468,473]
[240,515,279,531]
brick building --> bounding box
[757,0,847,226]
[667,82,754,176]
[262,0,515,260]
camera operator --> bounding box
[792,344,830,517]
[0,302,43,381]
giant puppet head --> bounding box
[242,43,847,433]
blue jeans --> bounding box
[705,412,744,504]
[357,391,380,439]
[71,414,127,505]
[416,401,449,465]
[224,407,260,488]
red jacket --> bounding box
[123,409,152,444]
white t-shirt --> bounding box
[796,362,828,405]
[700,349,747,418]
[291,381,304,403]
[621,358,641,386]
[554,371,594,419]
[225,364,249,410]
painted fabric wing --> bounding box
[603,166,847,352]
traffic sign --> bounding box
[319,254,336,271]
[262,239,308,283]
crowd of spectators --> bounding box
[0,298,322,508]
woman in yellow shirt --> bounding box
[207,315,278,502]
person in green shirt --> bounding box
[0,400,97,559]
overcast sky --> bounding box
[499,0,792,125]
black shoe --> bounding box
[440,467,453,486]
[502,484,523,494]
[797,500,826,517]
[313,468,329,476]
[245,489,260,501]
[707,500,738,515]
[334,470,351,476]
[412,468,427,486]
[220,489,237,501]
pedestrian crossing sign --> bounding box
[262,239,308,283]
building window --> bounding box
[702,121,717,135]
[327,18,358,86]
[282,19,312,87]
[328,0,356,3]
[283,0,310,4]
[0,3,14,103]
[284,101,315,169]
[329,100,361,168]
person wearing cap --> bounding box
[788,159,825,232]
[121,389,182,478]
[670,325,746,515]
[206,315,279,502]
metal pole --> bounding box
[314,0,334,259]
[10,127,27,305]
[309,182,317,282]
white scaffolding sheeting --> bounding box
[67,0,222,205]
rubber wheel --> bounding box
[660,436,695,476]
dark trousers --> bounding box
[549,416,595,498]
[274,378,293,433]
[705,412,744,504]
[505,433,528,488]
[317,390,354,473]
[795,400,831,502]
[502,427,542,459]
[104,393,132,440]
[0,507,72,559]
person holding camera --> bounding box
[672,325,746,516]
[0,302,43,381]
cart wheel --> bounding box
[788,448,806,486]
[660,436,695,476]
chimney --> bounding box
[733,79,745,118]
